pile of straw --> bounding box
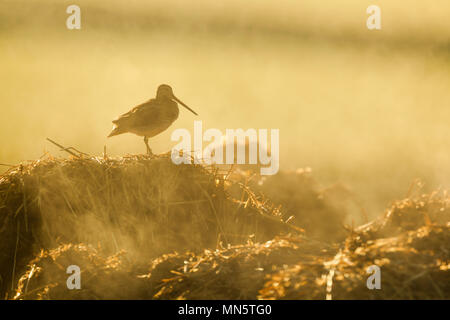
[2,155,448,299]
[0,154,301,298]
[13,243,146,300]
[145,236,332,299]
[143,192,449,299]
[260,192,450,299]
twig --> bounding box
[65,147,90,156]
[237,183,305,234]
[46,138,80,157]
[0,163,15,167]
[11,220,20,292]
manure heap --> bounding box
[0,155,448,299]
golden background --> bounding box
[1,0,449,217]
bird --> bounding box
[107,84,198,155]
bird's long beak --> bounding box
[173,95,198,116]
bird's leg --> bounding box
[144,136,153,155]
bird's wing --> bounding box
[112,100,149,124]
[112,99,171,129]
[112,100,152,125]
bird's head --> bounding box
[156,84,174,99]
[156,84,198,116]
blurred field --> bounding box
[0,0,449,217]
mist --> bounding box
[1,0,449,217]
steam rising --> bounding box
[0,0,449,217]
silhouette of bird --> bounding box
[108,84,198,155]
